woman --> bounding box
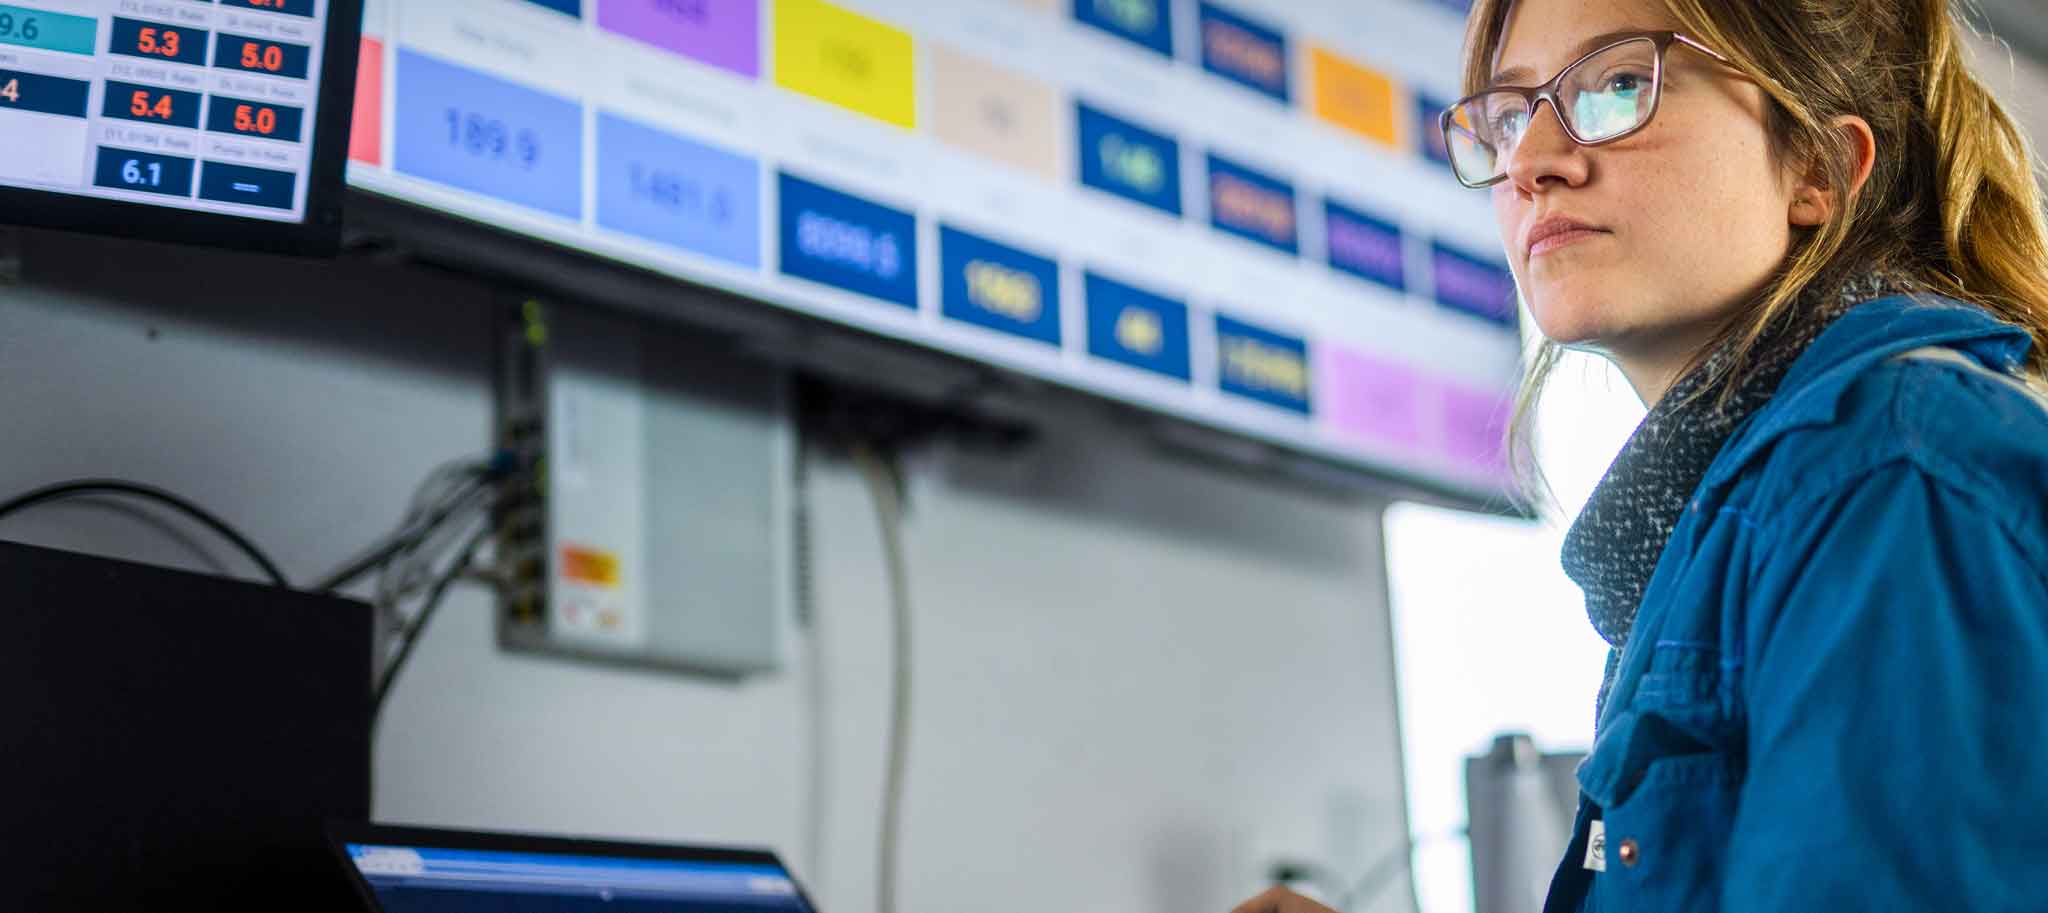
[1237,0,2048,910]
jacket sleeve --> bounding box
[1723,460,2048,911]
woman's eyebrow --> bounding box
[1490,27,1660,87]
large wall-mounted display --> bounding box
[345,0,1519,501]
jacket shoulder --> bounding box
[1741,350,2048,547]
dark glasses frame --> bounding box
[1440,31,1734,188]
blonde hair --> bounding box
[1463,0,2048,506]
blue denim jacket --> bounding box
[1542,294,2048,912]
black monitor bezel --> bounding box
[326,822,820,912]
[0,0,363,257]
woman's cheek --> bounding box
[1493,188,1525,270]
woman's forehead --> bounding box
[1493,0,1681,84]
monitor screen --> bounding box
[0,0,361,253]
[341,837,816,912]
[345,0,1518,502]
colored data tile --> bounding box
[940,224,1062,347]
[1084,270,1189,382]
[777,171,918,309]
[198,160,296,209]
[394,49,585,221]
[1215,313,1311,414]
[1076,101,1181,217]
[1431,241,1519,330]
[0,4,97,55]
[773,0,915,130]
[521,0,583,17]
[1432,240,1516,324]
[215,33,311,80]
[103,81,203,129]
[928,44,1059,182]
[1073,0,1171,58]
[1318,346,1426,450]
[349,37,383,164]
[221,0,316,17]
[1206,152,1297,256]
[1438,381,1513,482]
[108,18,208,66]
[93,147,196,197]
[1323,198,1405,292]
[1417,90,1456,169]
[0,67,89,118]
[206,95,305,142]
[1309,45,1405,151]
[1198,2,1288,103]
[600,0,758,78]
[596,111,761,269]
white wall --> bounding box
[1967,27,2048,150]
[0,227,1414,913]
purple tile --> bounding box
[1319,345,1427,451]
[1323,198,1405,291]
[599,0,759,78]
[1431,240,1519,330]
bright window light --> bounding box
[1384,348,1645,913]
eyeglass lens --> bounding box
[1447,37,1661,186]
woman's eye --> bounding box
[1603,72,1648,95]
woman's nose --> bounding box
[1504,100,1591,195]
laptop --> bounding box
[329,823,822,912]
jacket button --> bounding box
[1619,838,1641,867]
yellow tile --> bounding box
[774,0,917,130]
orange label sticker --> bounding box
[559,544,622,588]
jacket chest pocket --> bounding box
[1581,644,1743,912]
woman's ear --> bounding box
[1790,115,1878,227]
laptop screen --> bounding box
[339,834,816,912]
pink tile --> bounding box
[1319,345,1427,451]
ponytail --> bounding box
[1916,1,2048,377]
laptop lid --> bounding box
[329,823,822,912]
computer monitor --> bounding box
[0,0,364,254]
[331,823,820,912]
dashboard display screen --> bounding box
[345,0,1519,501]
[0,0,359,251]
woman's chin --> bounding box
[1525,296,1622,348]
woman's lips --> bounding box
[1529,227,1610,258]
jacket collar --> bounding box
[1700,293,2033,493]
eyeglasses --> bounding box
[1440,31,1733,189]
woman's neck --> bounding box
[1604,323,1728,408]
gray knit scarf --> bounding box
[1564,270,1917,721]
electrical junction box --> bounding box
[498,300,792,677]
